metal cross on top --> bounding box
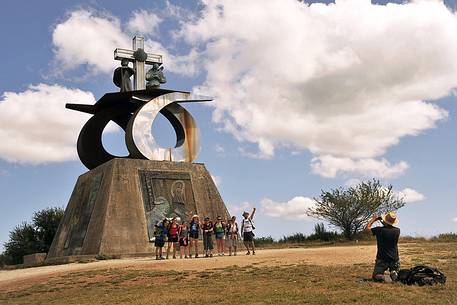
[114,36,162,90]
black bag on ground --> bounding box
[397,265,446,286]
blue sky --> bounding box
[1,0,457,251]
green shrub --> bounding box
[253,236,275,246]
[308,223,340,242]
[432,233,457,242]
[279,233,308,243]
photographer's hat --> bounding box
[382,212,399,226]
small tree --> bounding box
[3,222,40,265]
[33,207,65,252]
[307,179,405,240]
[2,206,64,264]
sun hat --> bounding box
[242,211,249,216]
[192,214,199,219]
[382,212,399,226]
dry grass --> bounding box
[1,242,456,305]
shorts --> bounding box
[372,259,400,282]
[154,237,165,247]
[179,237,189,247]
[228,237,238,247]
[203,234,214,250]
[243,231,254,242]
[189,232,199,239]
[168,235,179,243]
[215,232,225,240]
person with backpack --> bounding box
[214,216,226,256]
[202,217,214,257]
[153,219,167,260]
[226,216,239,256]
[189,215,201,258]
[241,208,256,255]
[166,217,180,259]
[366,212,401,282]
[179,221,190,259]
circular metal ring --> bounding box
[126,92,200,162]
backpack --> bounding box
[397,265,446,286]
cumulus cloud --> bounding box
[311,155,409,178]
[261,196,316,220]
[228,202,252,215]
[179,0,456,177]
[127,10,162,35]
[397,188,426,203]
[0,84,97,164]
[30,1,457,173]
[52,9,129,74]
[52,9,198,77]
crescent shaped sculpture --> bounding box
[66,89,210,170]
[126,92,200,162]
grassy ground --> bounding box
[1,242,456,305]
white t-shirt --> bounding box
[242,218,253,233]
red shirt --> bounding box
[169,223,179,236]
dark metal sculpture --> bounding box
[68,36,210,170]
[67,89,210,169]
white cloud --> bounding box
[178,0,456,177]
[261,196,316,220]
[52,9,198,77]
[0,84,97,164]
[453,217,457,223]
[52,9,130,74]
[228,202,252,216]
[127,10,162,35]
[311,155,409,179]
[214,144,225,154]
[0,169,9,177]
[397,188,426,203]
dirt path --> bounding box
[0,245,377,288]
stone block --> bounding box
[23,253,47,267]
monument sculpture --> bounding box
[46,36,229,263]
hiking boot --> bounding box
[205,254,209,258]
[185,256,188,259]
[252,251,256,255]
[173,256,176,259]
[246,251,250,255]
[195,254,199,258]
[390,271,398,282]
[210,253,213,258]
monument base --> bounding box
[46,158,228,264]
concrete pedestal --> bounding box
[46,158,228,264]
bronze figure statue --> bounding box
[146,63,167,89]
[113,59,134,92]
